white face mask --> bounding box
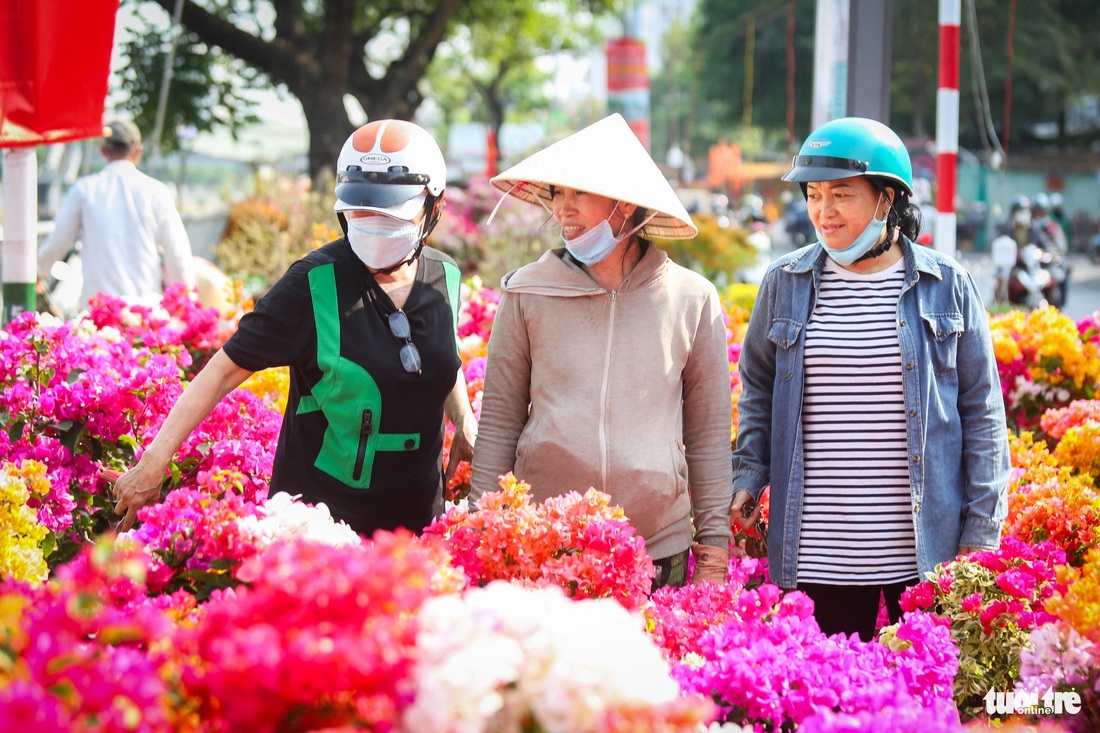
[346,216,421,269]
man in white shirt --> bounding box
[38,120,195,310]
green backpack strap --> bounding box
[442,259,461,353]
[296,263,418,488]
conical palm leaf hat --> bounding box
[490,114,698,240]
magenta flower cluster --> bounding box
[671,584,959,730]
[0,294,279,565]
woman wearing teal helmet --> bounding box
[732,117,1010,641]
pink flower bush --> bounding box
[0,300,280,568]
[0,539,195,733]
[645,552,768,662]
[456,280,500,343]
[175,531,441,732]
[901,538,1069,715]
[87,283,232,379]
[5,273,1100,731]
[120,487,263,598]
[424,474,655,610]
[671,584,959,729]
[0,312,188,559]
[165,389,279,503]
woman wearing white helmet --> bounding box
[732,117,1009,640]
[113,119,477,537]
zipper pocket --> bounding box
[353,409,372,481]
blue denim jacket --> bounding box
[732,239,1010,588]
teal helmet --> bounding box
[783,117,913,196]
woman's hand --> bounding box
[111,462,165,532]
[445,411,478,486]
[732,490,759,531]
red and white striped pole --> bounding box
[934,0,960,258]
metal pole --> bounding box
[846,0,893,122]
[935,0,960,258]
[149,0,186,175]
[2,148,38,323]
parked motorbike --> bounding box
[1042,247,1070,309]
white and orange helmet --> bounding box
[334,119,446,237]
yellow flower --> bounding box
[1048,548,1100,645]
[1010,306,1100,388]
[0,461,51,585]
[240,367,290,414]
[1052,422,1100,481]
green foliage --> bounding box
[124,0,622,178]
[116,26,260,155]
[652,215,758,284]
[892,0,1100,150]
[424,0,619,150]
[214,175,338,296]
[689,0,816,143]
[684,0,1100,152]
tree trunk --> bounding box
[145,0,465,183]
[298,89,352,186]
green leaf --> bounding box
[7,420,25,444]
[65,368,87,384]
[40,532,57,559]
[59,422,85,455]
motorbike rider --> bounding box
[1031,193,1069,255]
[1031,192,1070,307]
[1048,192,1074,248]
[998,195,1037,250]
[995,194,1067,308]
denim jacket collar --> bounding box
[782,239,945,283]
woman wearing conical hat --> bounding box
[469,114,734,590]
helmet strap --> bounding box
[857,225,900,262]
[420,193,442,239]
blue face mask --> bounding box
[815,193,890,266]
[561,204,655,266]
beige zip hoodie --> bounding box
[470,244,733,560]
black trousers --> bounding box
[651,549,689,592]
[794,581,912,642]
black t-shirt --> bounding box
[222,240,462,537]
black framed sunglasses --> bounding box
[387,310,422,376]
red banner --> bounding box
[606,38,647,92]
[605,37,650,152]
[0,0,120,148]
